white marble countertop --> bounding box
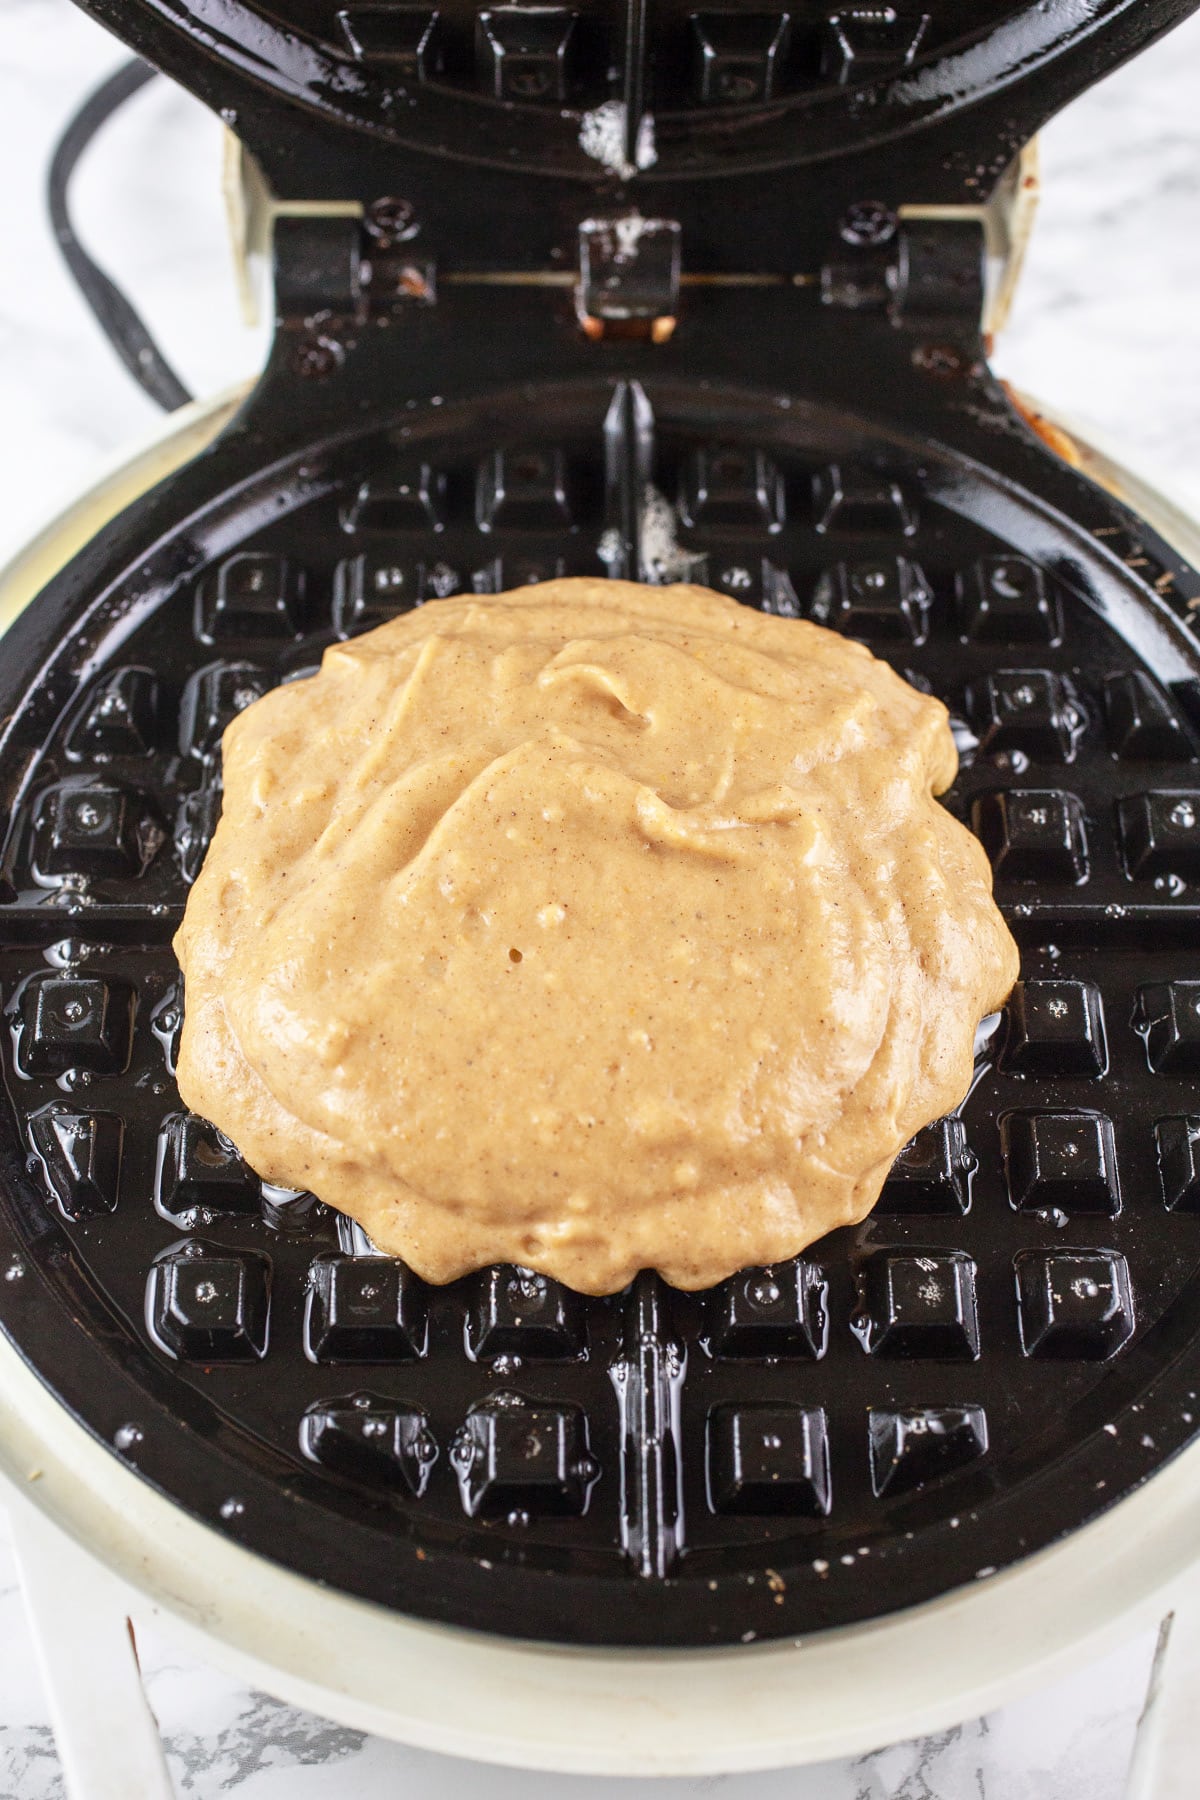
[4,1,1200,1794]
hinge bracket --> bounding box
[821,216,987,332]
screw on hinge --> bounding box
[839,200,897,247]
[364,197,420,246]
[911,341,974,378]
[291,334,345,380]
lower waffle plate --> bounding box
[3,375,1200,1647]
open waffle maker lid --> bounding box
[5,0,1200,1648]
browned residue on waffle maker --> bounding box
[174,578,1018,1292]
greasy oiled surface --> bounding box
[175,579,1018,1293]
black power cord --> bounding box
[48,57,195,413]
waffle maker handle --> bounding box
[7,1490,175,1800]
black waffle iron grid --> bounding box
[4,0,1200,1648]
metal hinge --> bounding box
[820,143,1039,337]
[267,210,439,380]
[821,215,986,329]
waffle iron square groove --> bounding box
[5,0,1200,1649]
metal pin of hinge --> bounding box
[578,215,682,342]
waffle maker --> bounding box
[8,0,1200,1786]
